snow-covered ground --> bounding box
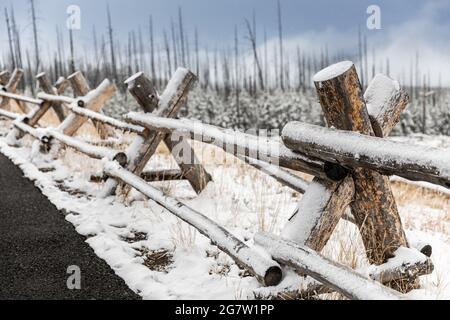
[0,117,448,300]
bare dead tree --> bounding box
[178,7,186,66]
[5,8,16,69]
[163,30,172,76]
[244,15,264,91]
[106,4,118,83]
[30,0,40,72]
[277,0,284,91]
[149,15,156,80]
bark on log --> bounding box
[253,248,432,300]
[36,72,65,122]
[282,122,450,189]
[311,61,408,264]
[254,232,403,300]
[124,113,329,180]
[104,161,283,287]
[0,71,10,85]
[64,102,144,134]
[0,91,43,105]
[365,74,410,138]
[67,71,115,139]
[58,79,116,137]
[0,68,27,112]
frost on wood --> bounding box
[255,232,404,300]
[282,122,450,188]
[103,161,282,287]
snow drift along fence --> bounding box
[0,62,437,300]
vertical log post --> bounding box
[283,72,410,254]
[36,72,66,122]
[0,68,27,112]
[313,61,408,264]
[67,71,115,139]
[125,72,212,194]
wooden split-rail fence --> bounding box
[0,61,441,300]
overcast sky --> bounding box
[1,0,450,85]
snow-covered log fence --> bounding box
[103,161,283,287]
[0,62,439,298]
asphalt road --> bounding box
[0,153,141,300]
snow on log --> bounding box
[282,122,450,189]
[365,74,410,137]
[253,246,432,300]
[312,61,408,265]
[0,71,10,85]
[67,71,115,139]
[245,157,310,194]
[0,108,21,120]
[64,103,144,134]
[254,232,404,300]
[124,113,328,179]
[58,79,116,137]
[12,119,44,140]
[0,91,43,106]
[283,70,410,254]
[103,161,283,287]
[367,247,433,284]
[36,72,65,122]
[44,129,123,162]
[37,92,76,105]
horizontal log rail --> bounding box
[0,90,43,105]
[0,109,21,120]
[282,122,450,189]
[103,161,283,287]
[254,232,404,300]
[123,112,332,180]
[37,92,77,105]
[64,103,144,134]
